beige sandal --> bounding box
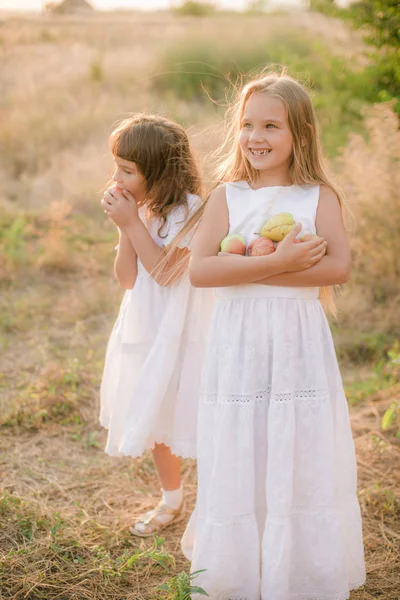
[129,500,184,538]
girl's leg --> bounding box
[152,442,181,491]
[130,443,183,537]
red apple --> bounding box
[248,237,275,257]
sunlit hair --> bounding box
[110,113,203,238]
[216,70,346,315]
[110,113,205,285]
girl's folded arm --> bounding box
[189,186,290,288]
[257,186,351,287]
[124,219,190,287]
[114,229,138,289]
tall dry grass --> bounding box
[336,103,400,336]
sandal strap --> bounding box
[142,502,181,525]
[131,500,183,535]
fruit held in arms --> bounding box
[248,237,275,256]
[220,234,246,255]
[260,213,295,242]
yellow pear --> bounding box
[220,234,246,255]
[260,213,295,242]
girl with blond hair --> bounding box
[100,114,213,537]
[182,72,365,600]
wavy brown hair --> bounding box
[110,113,203,238]
[216,70,346,315]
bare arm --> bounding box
[114,229,138,290]
[257,186,351,286]
[189,185,327,288]
[124,218,189,286]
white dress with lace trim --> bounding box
[99,193,214,459]
[181,182,366,600]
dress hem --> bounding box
[100,422,197,460]
[191,578,366,600]
[285,578,366,600]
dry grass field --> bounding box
[0,8,399,599]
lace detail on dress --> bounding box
[202,388,331,406]
[273,389,330,403]
[202,388,271,404]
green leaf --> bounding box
[191,569,208,577]
[190,586,209,595]
[382,407,396,430]
[153,534,166,547]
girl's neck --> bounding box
[251,168,291,190]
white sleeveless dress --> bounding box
[100,193,214,459]
[181,182,366,600]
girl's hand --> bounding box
[101,187,139,228]
[276,224,327,272]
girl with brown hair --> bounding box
[100,114,213,538]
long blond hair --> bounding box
[216,70,346,315]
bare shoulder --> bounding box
[206,184,228,208]
[192,184,229,258]
[316,184,348,249]
[201,184,229,225]
[316,185,344,225]
[318,185,341,209]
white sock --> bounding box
[162,486,183,510]
[134,487,183,533]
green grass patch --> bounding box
[0,213,39,281]
[1,358,93,430]
[344,341,399,405]
[0,492,208,599]
[334,328,397,365]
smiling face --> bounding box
[239,93,294,185]
[112,156,147,202]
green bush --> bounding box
[357,47,400,111]
[173,1,217,16]
[309,0,342,17]
[348,0,399,49]
[346,0,400,112]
